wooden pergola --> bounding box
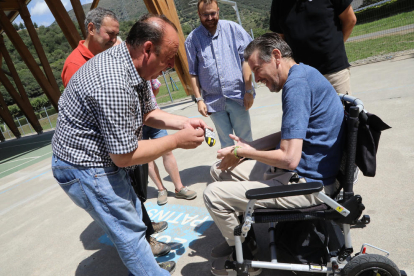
[0,0,192,141]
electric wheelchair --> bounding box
[224,94,406,276]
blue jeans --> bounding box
[209,98,253,148]
[51,155,169,276]
[142,125,168,140]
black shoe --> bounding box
[211,238,258,259]
[159,261,176,275]
[211,255,262,276]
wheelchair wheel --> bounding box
[341,254,400,276]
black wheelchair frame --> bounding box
[226,94,405,276]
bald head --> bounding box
[126,14,177,54]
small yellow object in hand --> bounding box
[205,129,216,147]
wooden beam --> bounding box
[0,13,60,111]
[70,0,87,39]
[90,0,100,10]
[18,0,61,97]
[0,93,21,139]
[0,1,20,11]
[0,35,43,134]
[142,0,194,96]
[44,0,81,50]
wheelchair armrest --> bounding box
[245,182,324,200]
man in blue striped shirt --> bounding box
[185,0,255,148]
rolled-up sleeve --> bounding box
[235,24,253,62]
[185,36,198,75]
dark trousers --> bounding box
[128,164,154,239]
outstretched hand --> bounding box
[216,134,253,170]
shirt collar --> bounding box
[119,42,144,87]
[201,20,221,38]
[77,40,94,60]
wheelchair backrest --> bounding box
[337,94,365,200]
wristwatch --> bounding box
[196,97,204,103]
[245,89,255,95]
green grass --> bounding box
[351,10,414,37]
[346,31,414,62]
[156,81,189,104]
[154,71,189,104]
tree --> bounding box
[34,22,38,28]
[13,23,19,30]
[18,22,25,30]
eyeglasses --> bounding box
[201,11,218,18]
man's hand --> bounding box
[173,127,205,149]
[217,146,240,170]
[244,93,254,110]
[182,118,213,131]
[216,134,254,170]
[197,101,208,117]
[229,134,252,149]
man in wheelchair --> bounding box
[203,33,402,276]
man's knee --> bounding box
[210,161,221,181]
[203,182,221,210]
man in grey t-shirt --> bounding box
[204,33,344,275]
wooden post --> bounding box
[70,0,87,39]
[90,0,101,10]
[0,93,21,139]
[0,38,43,134]
[44,0,81,50]
[0,13,60,111]
[143,0,194,96]
[18,0,61,96]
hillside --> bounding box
[67,0,272,35]
[1,0,272,118]
[67,0,148,22]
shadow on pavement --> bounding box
[180,221,295,276]
[147,165,213,200]
[75,221,128,276]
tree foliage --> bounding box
[0,0,272,109]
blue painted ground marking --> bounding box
[98,202,214,263]
[0,170,51,195]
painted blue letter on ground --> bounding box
[98,202,214,263]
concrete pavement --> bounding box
[0,55,413,276]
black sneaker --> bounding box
[159,261,176,275]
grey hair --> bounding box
[84,7,118,35]
[244,32,293,63]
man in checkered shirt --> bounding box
[51,14,209,275]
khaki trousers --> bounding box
[204,160,333,246]
[324,67,352,95]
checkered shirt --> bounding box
[52,42,156,167]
